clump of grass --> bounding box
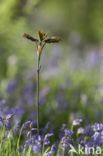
[23,31,61,133]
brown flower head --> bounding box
[38,31,47,41]
[44,36,61,43]
[23,31,61,58]
[23,33,39,42]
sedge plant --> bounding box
[23,31,61,133]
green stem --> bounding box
[37,55,40,134]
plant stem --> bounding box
[37,55,40,134]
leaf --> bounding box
[43,147,50,156]
[23,33,38,42]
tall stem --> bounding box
[37,55,40,134]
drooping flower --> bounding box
[51,143,58,153]
[44,133,54,145]
[92,123,103,132]
[72,118,83,126]
[93,131,103,146]
[64,129,73,137]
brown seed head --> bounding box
[44,36,61,43]
[23,33,38,42]
[38,31,47,41]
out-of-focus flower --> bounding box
[60,128,72,150]
[77,127,84,135]
[0,116,3,126]
[2,113,14,129]
[6,80,17,93]
[22,121,33,130]
[61,136,72,149]
[44,133,54,145]
[93,131,103,146]
[72,118,83,126]
[32,143,42,153]
[92,123,103,132]
[51,143,58,153]
[64,129,73,137]
[46,151,52,156]
[59,124,67,139]
[32,135,42,153]
[84,125,94,136]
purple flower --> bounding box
[3,113,14,129]
[23,83,34,95]
[64,129,73,137]
[26,137,35,145]
[12,106,24,116]
[44,133,54,145]
[0,116,4,127]
[26,95,34,105]
[41,122,52,135]
[0,116,3,124]
[13,122,20,134]
[84,142,94,155]
[45,133,54,137]
[93,131,103,146]
[77,128,84,135]
[46,151,52,156]
[44,138,50,145]
[21,144,27,154]
[32,143,42,153]
[51,144,57,153]
[61,136,72,149]
[92,123,103,132]
[5,113,14,120]
[84,125,94,136]
[6,80,17,93]
[59,124,67,139]
[72,119,82,126]
[22,121,33,130]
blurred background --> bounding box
[0,0,103,128]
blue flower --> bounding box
[46,151,52,156]
[92,123,103,132]
[44,138,50,145]
[61,136,72,149]
[77,127,84,135]
[6,80,17,93]
[64,129,73,137]
[51,144,57,153]
[32,143,42,153]
[93,131,103,146]
[72,118,82,126]
[84,125,94,136]
[44,133,54,145]
[4,113,14,129]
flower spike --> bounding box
[23,33,39,42]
